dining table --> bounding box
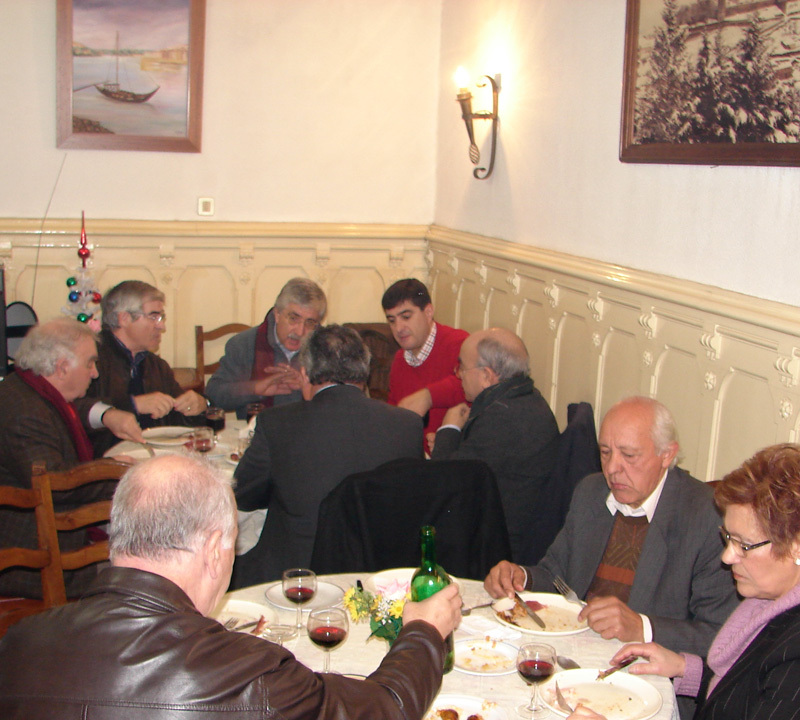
[223,571,679,720]
[105,411,266,555]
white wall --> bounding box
[0,0,441,224]
[435,0,800,308]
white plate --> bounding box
[423,693,507,720]
[142,426,195,446]
[223,454,240,466]
[264,580,345,611]
[209,597,278,634]
[206,442,232,459]
[454,637,517,675]
[493,592,589,636]
[104,446,166,460]
[541,668,662,720]
[365,568,415,595]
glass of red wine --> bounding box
[282,568,317,628]
[205,406,226,435]
[307,607,349,673]
[516,642,556,718]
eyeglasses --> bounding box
[454,360,484,378]
[719,527,771,555]
[133,311,166,324]
[282,311,320,331]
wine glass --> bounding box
[516,642,556,718]
[260,623,297,646]
[190,427,215,454]
[282,568,317,628]
[307,607,349,673]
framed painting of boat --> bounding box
[56,0,205,152]
[621,0,800,166]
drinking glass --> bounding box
[246,402,265,423]
[205,406,226,435]
[282,568,317,628]
[516,642,556,718]
[307,607,349,673]
[190,427,215,454]
[261,624,297,646]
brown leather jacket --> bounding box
[0,567,445,719]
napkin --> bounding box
[459,615,522,640]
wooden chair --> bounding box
[343,322,399,402]
[0,459,128,637]
[194,323,251,394]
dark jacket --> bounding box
[0,373,114,598]
[694,604,800,720]
[233,383,423,586]
[431,375,559,565]
[0,567,445,720]
[86,328,201,455]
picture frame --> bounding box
[620,0,800,166]
[56,0,205,153]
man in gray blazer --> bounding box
[485,396,739,657]
[232,324,423,587]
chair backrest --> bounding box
[311,458,512,579]
[0,474,63,609]
[37,459,129,574]
[342,322,399,401]
[195,323,251,393]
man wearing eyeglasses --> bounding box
[85,280,207,455]
[485,396,739,666]
[206,278,327,419]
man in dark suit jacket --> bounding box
[232,324,423,587]
[431,327,559,565]
[0,317,142,598]
[485,396,739,659]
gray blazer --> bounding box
[526,468,739,656]
[232,384,423,586]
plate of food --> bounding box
[541,669,662,720]
[423,693,507,720]
[492,592,588,636]
[365,568,415,595]
[210,597,278,635]
[264,580,345,611]
[142,426,196,447]
[225,451,242,466]
[454,637,517,675]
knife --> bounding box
[514,592,546,629]
[596,655,637,680]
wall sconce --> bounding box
[455,67,500,180]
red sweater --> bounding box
[387,322,468,445]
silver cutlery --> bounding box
[553,575,586,606]
[557,655,581,670]
[597,655,637,680]
[139,441,156,457]
[555,681,574,713]
[223,617,239,630]
[514,592,546,629]
[223,618,260,632]
[461,601,494,616]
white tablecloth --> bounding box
[105,412,266,555]
[227,573,679,720]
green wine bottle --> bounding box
[410,525,455,673]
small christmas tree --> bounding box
[62,212,102,330]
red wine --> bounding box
[284,586,315,604]
[517,659,554,684]
[194,438,214,453]
[206,415,225,433]
[308,625,347,649]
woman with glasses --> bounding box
[570,443,800,719]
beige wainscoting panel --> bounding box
[426,225,800,482]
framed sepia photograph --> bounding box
[56,0,205,152]
[620,0,800,166]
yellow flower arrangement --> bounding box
[342,580,410,645]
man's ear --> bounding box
[423,303,434,322]
[202,530,224,580]
[54,355,71,379]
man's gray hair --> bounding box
[15,317,97,377]
[102,280,165,330]
[109,455,237,563]
[475,336,530,382]
[299,324,371,385]
[274,277,327,319]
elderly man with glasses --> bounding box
[85,280,207,455]
[206,277,327,419]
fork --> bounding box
[554,681,574,714]
[553,575,586,606]
[461,601,494,616]
[223,617,240,630]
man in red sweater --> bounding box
[382,279,468,452]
